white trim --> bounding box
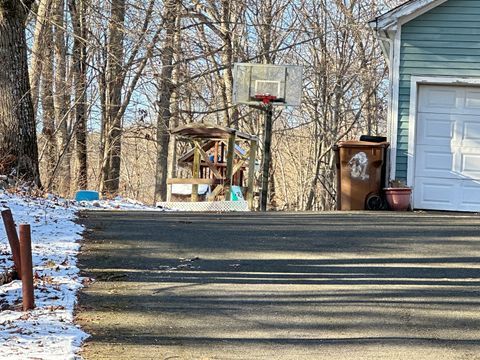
[399,0,448,25]
[374,30,391,66]
[407,76,480,207]
[382,30,394,184]
[407,79,419,190]
[370,0,447,31]
[388,26,402,181]
[409,76,480,87]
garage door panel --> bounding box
[414,178,480,211]
[464,90,480,114]
[418,87,458,113]
[416,145,456,179]
[416,114,454,146]
[460,153,480,179]
[417,148,480,180]
[461,121,480,147]
[414,178,456,210]
[460,182,480,210]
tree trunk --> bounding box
[219,0,238,128]
[100,0,125,196]
[70,0,88,190]
[154,0,179,203]
[52,0,72,196]
[0,2,41,186]
[305,120,324,211]
[41,20,57,187]
[30,0,52,115]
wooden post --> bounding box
[260,104,273,211]
[191,142,201,202]
[194,141,222,179]
[214,141,219,164]
[166,134,177,202]
[1,209,22,278]
[225,132,236,201]
[247,139,258,210]
[19,224,34,311]
[220,142,225,162]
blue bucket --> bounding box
[75,190,100,202]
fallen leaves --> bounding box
[44,260,56,268]
[82,277,94,286]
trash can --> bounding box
[334,140,389,210]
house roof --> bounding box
[369,0,446,31]
[171,123,258,142]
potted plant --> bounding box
[384,180,412,211]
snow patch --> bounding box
[0,192,163,359]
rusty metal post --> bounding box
[191,143,201,202]
[1,209,22,278]
[19,224,34,311]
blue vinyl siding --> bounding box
[396,0,480,180]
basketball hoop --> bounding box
[254,94,278,105]
[232,63,303,107]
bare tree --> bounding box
[22,0,394,210]
[154,0,181,203]
[70,0,89,190]
[100,0,125,196]
[30,0,53,114]
[52,0,72,195]
[273,0,389,211]
[98,0,162,196]
[0,1,41,186]
[40,19,58,183]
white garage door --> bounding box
[414,85,480,211]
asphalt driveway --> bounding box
[76,211,480,359]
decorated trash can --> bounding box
[334,141,389,210]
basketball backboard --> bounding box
[232,63,303,106]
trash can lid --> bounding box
[336,140,389,148]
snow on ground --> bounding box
[0,191,162,359]
[76,196,164,210]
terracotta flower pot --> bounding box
[384,187,411,211]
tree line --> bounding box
[0,0,401,210]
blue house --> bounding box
[370,0,480,212]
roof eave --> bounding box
[369,0,440,32]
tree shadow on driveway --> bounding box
[76,212,480,359]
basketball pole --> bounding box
[260,103,273,211]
